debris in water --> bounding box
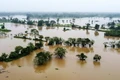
[55,68,59,70]
[6,76,9,78]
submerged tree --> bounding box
[86,23,90,29]
[34,51,52,65]
[95,24,100,30]
[54,47,67,59]
[93,54,101,61]
[31,29,39,39]
[39,35,44,41]
[76,53,87,60]
[27,20,34,25]
[45,37,50,42]
[38,20,44,26]
[35,41,43,49]
[0,53,8,61]
[1,23,5,29]
[15,46,23,54]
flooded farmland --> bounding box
[0,21,120,80]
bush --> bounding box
[34,51,52,65]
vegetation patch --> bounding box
[0,42,43,62]
[34,51,52,65]
[104,30,120,37]
[0,29,11,32]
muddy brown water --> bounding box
[0,23,120,80]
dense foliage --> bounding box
[104,30,120,37]
[93,54,101,61]
[76,53,87,60]
[54,47,67,59]
[0,42,37,62]
[34,51,52,65]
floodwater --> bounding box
[0,23,120,80]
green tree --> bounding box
[11,18,19,23]
[27,20,34,25]
[54,47,67,59]
[31,29,39,39]
[93,54,101,61]
[76,53,87,60]
[9,51,19,59]
[45,37,50,42]
[34,51,52,65]
[57,18,60,26]
[76,38,82,47]
[48,38,54,45]
[39,35,44,41]
[35,41,43,49]
[95,24,100,30]
[50,20,56,27]
[15,46,23,54]
[28,42,35,50]
[0,53,8,61]
[53,37,63,45]
[1,23,5,29]
[86,23,90,29]
[38,20,44,26]
[45,21,50,26]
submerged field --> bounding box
[0,23,120,80]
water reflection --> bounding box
[34,60,52,73]
[86,30,90,35]
[104,36,120,40]
[0,62,9,69]
[94,31,99,36]
[77,60,87,67]
[38,27,43,31]
[54,58,65,68]
[76,47,94,53]
[10,58,23,67]
[69,47,76,52]
[48,45,62,51]
[93,61,101,67]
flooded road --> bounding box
[0,23,120,80]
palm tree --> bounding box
[54,47,67,59]
[93,54,101,61]
[76,53,87,60]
